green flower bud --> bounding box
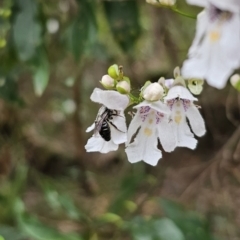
[0,39,6,48]
[124,200,137,213]
[146,0,175,6]
[0,9,11,18]
[108,64,119,79]
[116,80,131,94]
[230,74,240,91]
[123,76,130,83]
[100,75,115,89]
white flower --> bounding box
[182,1,240,89]
[143,82,164,101]
[125,101,176,166]
[164,85,206,149]
[85,88,129,153]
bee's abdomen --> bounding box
[99,121,111,141]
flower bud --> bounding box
[116,80,131,94]
[159,0,176,6]
[0,38,6,48]
[230,74,240,91]
[108,64,119,79]
[158,77,165,86]
[100,75,115,89]
[0,9,11,18]
[188,78,204,95]
[143,82,164,101]
[173,76,186,87]
[146,0,175,6]
[173,66,181,78]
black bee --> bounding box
[94,106,123,141]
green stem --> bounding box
[171,6,196,19]
[128,93,141,106]
[153,1,197,19]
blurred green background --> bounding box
[0,0,240,239]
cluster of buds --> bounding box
[100,64,131,94]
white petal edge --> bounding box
[126,110,142,145]
[173,121,198,150]
[186,0,207,7]
[90,88,129,110]
[157,117,177,152]
[85,135,118,153]
[111,112,127,144]
[186,104,206,137]
[125,128,162,166]
[164,86,198,101]
[86,123,95,132]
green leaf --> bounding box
[128,216,185,240]
[12,0,42,61]
[17,212,82,240]
[153,218,185,240]
[108,174,141,214]
[57,194,81,220]
[128,217,153,240]
[0,225,26,240]
[0,73,23,105]
[32,51,50,97]
[160,199,213,240]
[40,180,85,221]
[103,1,141,52]
[99,212,122,226]
[65,0,97,61]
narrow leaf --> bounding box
[32,51,49,97]
[12,0,42,61]
[103,1,141,52]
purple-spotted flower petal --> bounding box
[165,85,206,149]
[125,100,176,166]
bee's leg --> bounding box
[108,121,125,133]
[110,111,123,118]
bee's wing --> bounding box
[94,106,108,135]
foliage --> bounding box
[0,0,239,239]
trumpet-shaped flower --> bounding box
[85,88,129,153]
[182,0,240,89]
[125,101,176,166]
[165,85,206,149]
